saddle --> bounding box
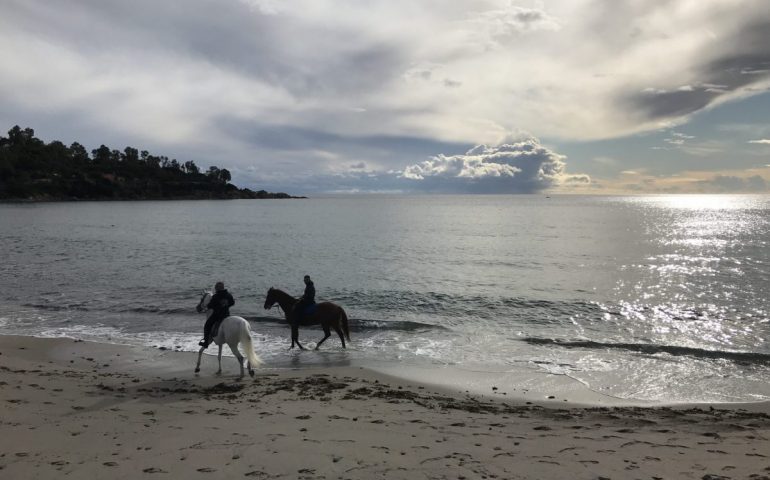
[300,303,317,316]
[293,303,317,324]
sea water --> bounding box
[0,195,768,403]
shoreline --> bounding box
[0,195,307,204]
[6,331,770,409]
[2,334,769,479]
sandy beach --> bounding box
[1,335,769,480]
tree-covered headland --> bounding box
[0,126,300,200]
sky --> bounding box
[1,0,769,194]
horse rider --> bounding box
[199,281,235,348]
[291,275,315,328]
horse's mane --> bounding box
[270,287,296,303]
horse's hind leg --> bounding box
[315,326,332,350]
[333,325,346,348]
[228,342,245,379]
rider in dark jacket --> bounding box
[200,281,235,348]
[291,275,315,327]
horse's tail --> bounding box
[339,307,351,341]
[240,321,262,368]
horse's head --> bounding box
[196,289,212,313]
[264,287,276,310]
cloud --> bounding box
[664,132,696,146]
[4,1,769,145]
[625,14,770,125]
[695,175,768,192]
[0,0,769,193]
[237,0,282,16]
[657,131,724,156]
[748,139,770,144]
[587,166,770,194]
[467,5,562,45]
[230,135,590,194]
[399,137,590,193]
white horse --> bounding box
[194,290,261,378]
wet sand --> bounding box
[1,335,769,479]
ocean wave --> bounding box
[23,302,90,312]
[118,306,190,315]
[245,315,445,332]
[327,290,601,321]
[522,337,770,365]
[24,290,603,325]
[21,299,443,331]
[23,303,190,315]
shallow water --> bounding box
[0,194,768,402]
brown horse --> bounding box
[263,287,350,350]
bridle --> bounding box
[265,290,285,314]
[265,297,283,313]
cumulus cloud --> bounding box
[399,137,589,193]
[230,136,590,194]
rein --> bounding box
[270,303,284,314]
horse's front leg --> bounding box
[216,344,223,375]
[290,325,305,350]
[195,346,205,373]
[287,316,296,349]
[293,326,305,350]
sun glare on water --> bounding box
[648,194,761,211]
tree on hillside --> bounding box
[123,147,139,163]
[183,160,200,174]
[0,125,294,200]
[92,145,111,165]
[206,166,231,184]
[70,142,89,163]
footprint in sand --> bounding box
[244,470,269,478]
